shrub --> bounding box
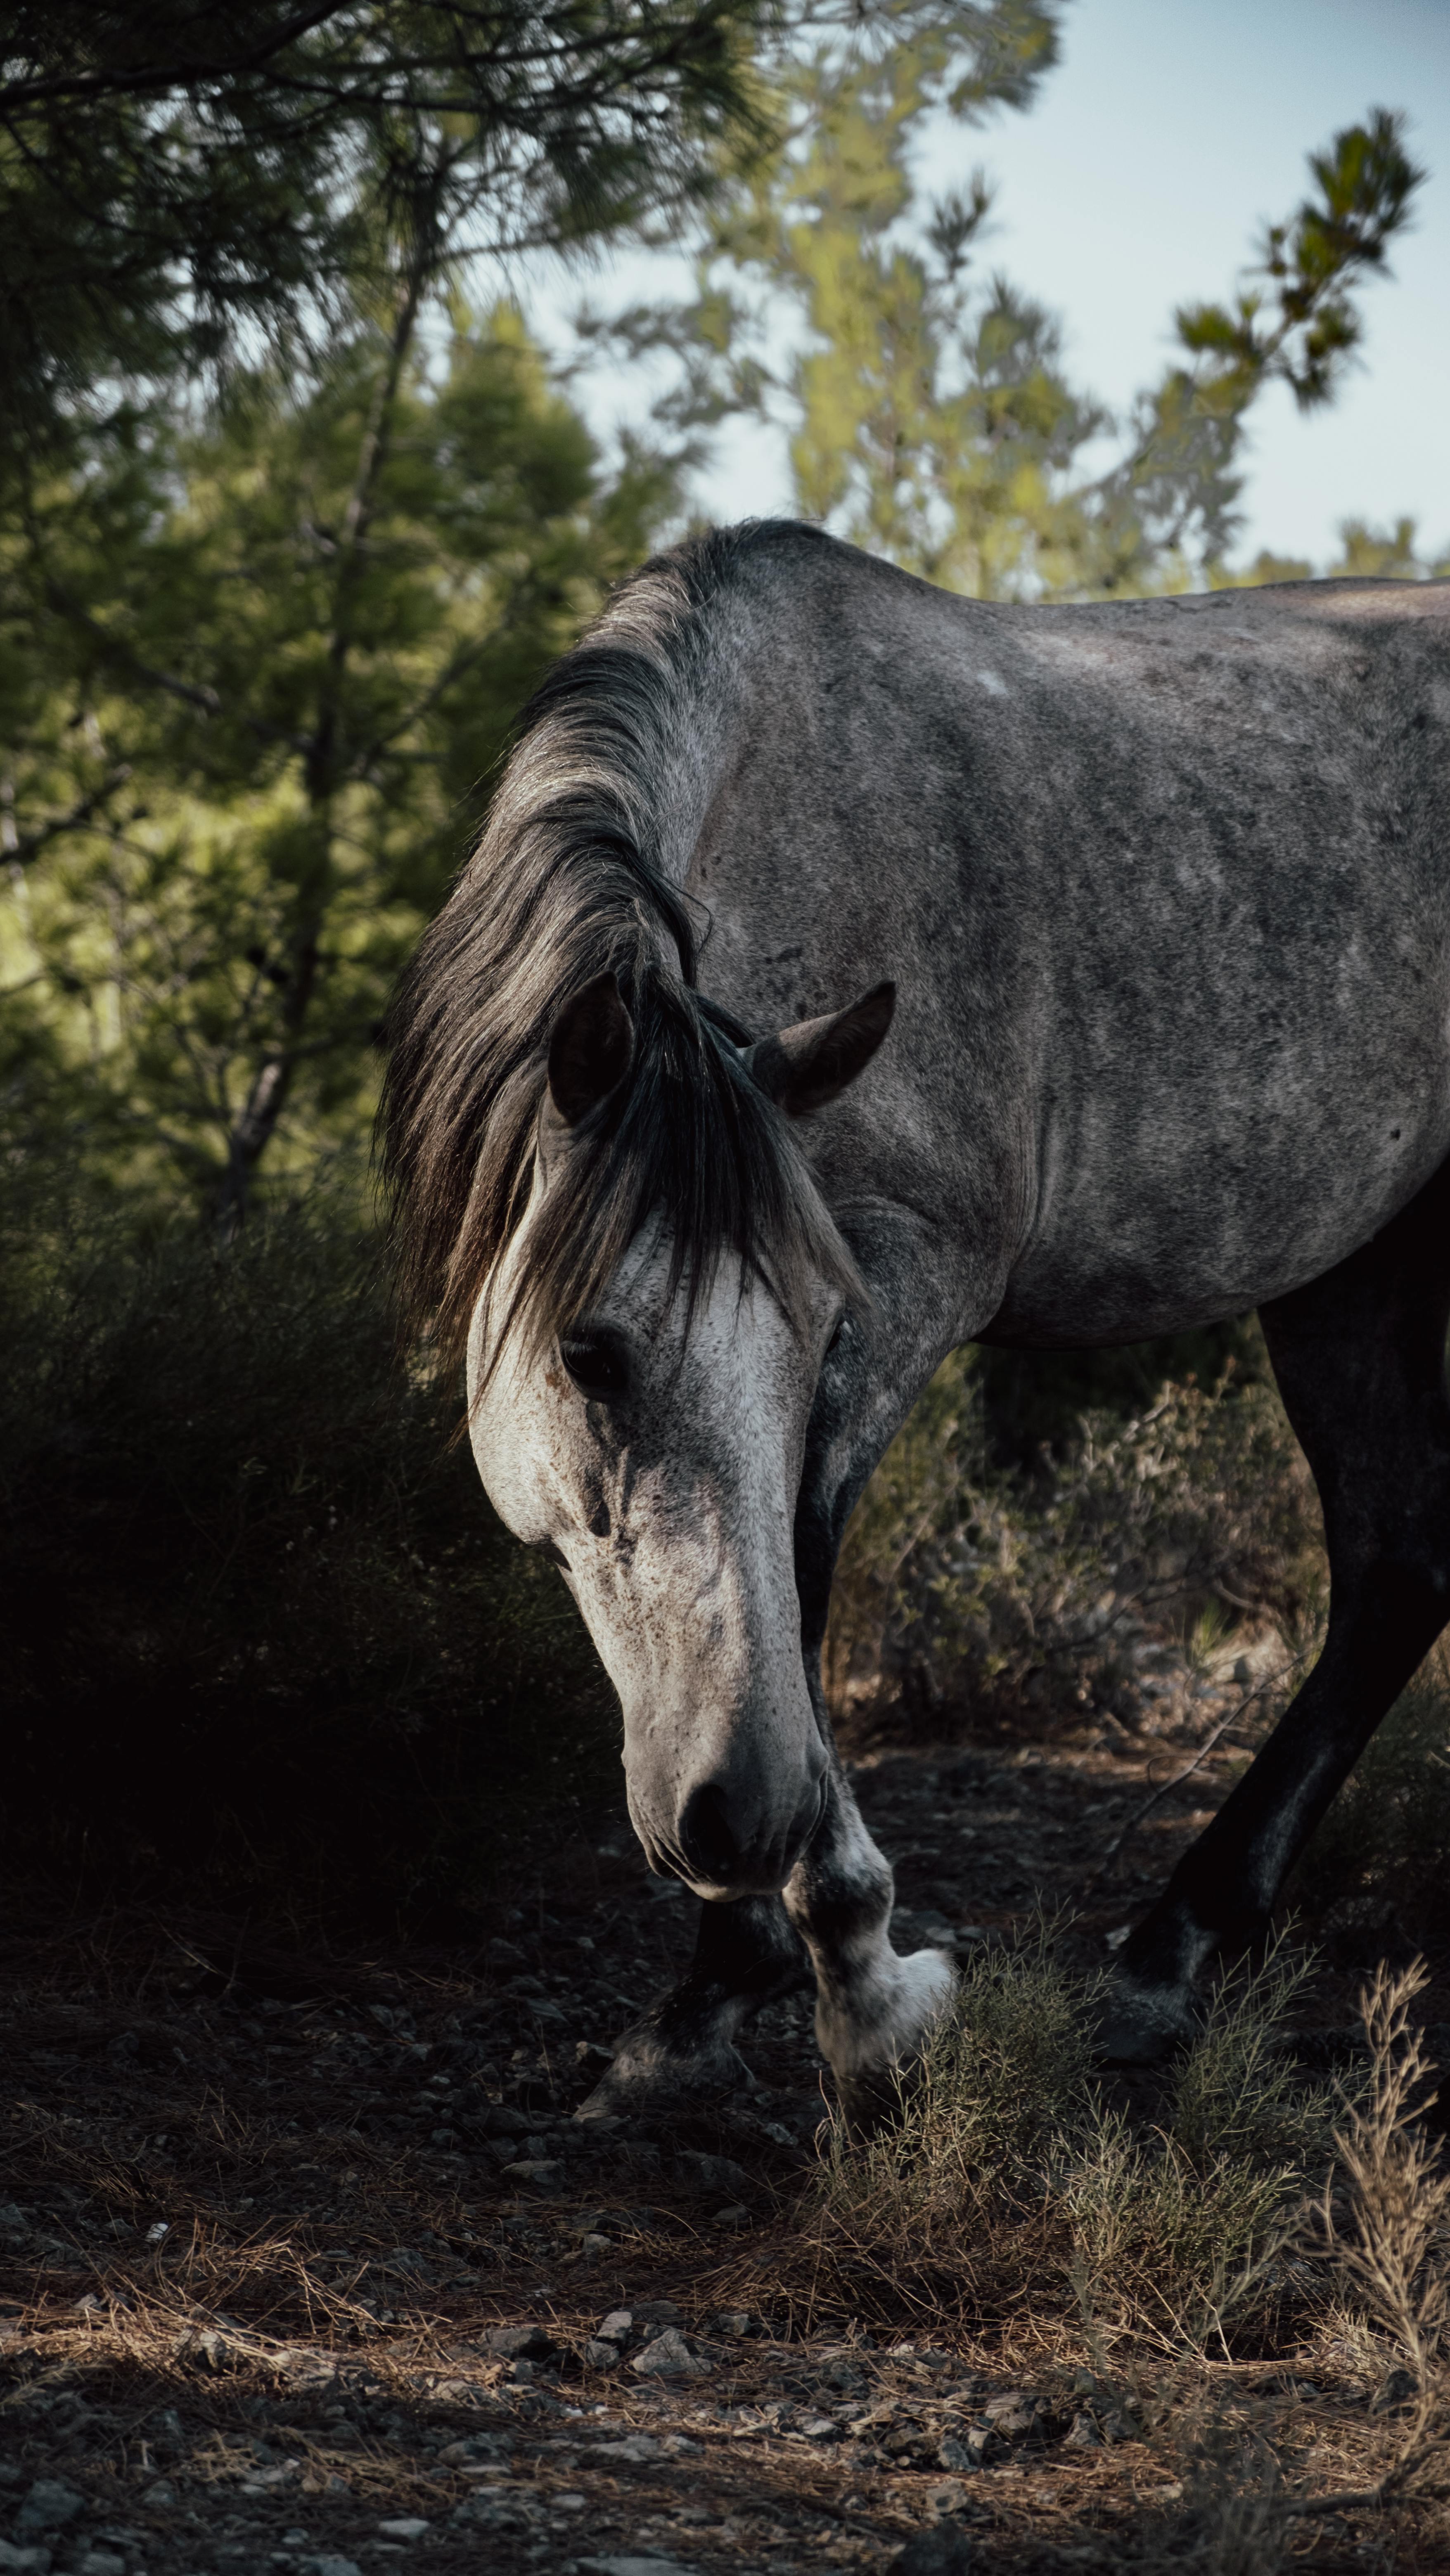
[0,1179,615,1921]
[815,1918,1095,2249]
[826,1352,1318,1731]
[813,1922,1335,2347]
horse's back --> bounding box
[689,532,1450,1343]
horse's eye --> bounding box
[559,1328,629,1401]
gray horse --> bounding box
[384,520,1450,2124]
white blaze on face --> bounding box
[467,1193,834,1900]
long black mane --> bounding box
[381,525,859,1369]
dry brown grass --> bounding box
[7,1900,1450,2574]
[686,1941,1450,2571]
[789,1922,1335,2356]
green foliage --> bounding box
[1068,1944,1335,2337]
[0,0,778,466]
[1174,110,1423,414]
[1169,1941,1336,2181]
[1329,516,1450,581]
[604,15,1422,596]
[0,1174,615,1918]
[1065,2105,1300,2343]
[0,300,673,1216]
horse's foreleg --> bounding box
[1102,1155,1450,2062]
[783,1759,956,2130]
[575,1891,808,2119]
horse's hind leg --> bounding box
[1102,1158,1450,2062]
[576,1891,808,2119]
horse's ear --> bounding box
[547,972,635,1127]
[745,980,896,1118]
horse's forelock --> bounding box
[380,526,861,1373]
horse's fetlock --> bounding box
[816,1941,955,2081]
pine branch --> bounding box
[2,765,134,868]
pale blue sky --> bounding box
[535,0,1448,571]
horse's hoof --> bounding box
[821,1945,957,2140]
[575,2036,752,2121]
[1095,1976,1198,2065]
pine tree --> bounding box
[0,301,673,1220]
[0,0,777,464]
[599,5,1423,596]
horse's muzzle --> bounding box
[666,1759,828,1896]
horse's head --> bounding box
[468,973,893,1900]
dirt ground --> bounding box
[5,1648,1448,2576]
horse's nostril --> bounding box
[677,1780,739,1884]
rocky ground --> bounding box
[4,1642,1448,2576]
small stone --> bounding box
[306,2559,364,2576]
[0,2546,52,2574]
[16,2483,85,2536]
[798,2414,839,2440]
[580,2233,613,2256]
[1063,2410,1102,2450]
[1374,2366,1419,2414]
[579,2560,701,2576]
[485,2323,555,2361]
[712,2204,751,2229]
[937,2436,978,2472]
[673,2150,754,2197]
[480,2104,530,2140]
[376,2519,430,2540]
[583,2338,621,2369]
[596,2308,633,2342]
[75,2555,127,2576]
[893,2526,974,2575]
[436,2438,506,2468]
[630,2326,711,2380]
[502,2158,563,2190]
[980,2391,1040,2439]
